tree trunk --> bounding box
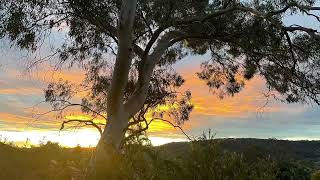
[85,0,140,178]
[86,111,130,178]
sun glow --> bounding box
[0,128,186,147]
[0,129,101,147]
[64,114,107,124]
[65,115,93,120]
[147,120,175,132]
[149,136,188,146]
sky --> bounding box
[0,8,320,147]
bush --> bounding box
[276,161,312,180]
[312,170,320,180]
[182,140,277,180]
[0,138,314,180]
[89,135,277,180]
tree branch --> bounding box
[283,25,320,40]
[143,28,166,57]
[60,119,105,136]
[107,0,137,116]
[123,1,320,119]
[36,100,107,121]
[124,31,177,117]
[125,117,191,142]
[148,118,192,141]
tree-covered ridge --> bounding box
[160,138,320,166]
[1,138,319,180]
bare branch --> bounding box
[283,26,320,40]
[126,117,192,142]
[148,118,192,141]
[60,119,105,136]
[36,100,107,120]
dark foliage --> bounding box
[2,138,320,180]
[1,0,320,147]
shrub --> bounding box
[0,138,314,180]
[311,170,320,180]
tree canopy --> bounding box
[1,0,320,144]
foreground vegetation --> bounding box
[1,137,320,180]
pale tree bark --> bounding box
[87,1,181,177]
[87,0,137,176]
[124,32,177,117]
[101,0,137,151]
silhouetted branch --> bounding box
[148,118,192,141]
[60,119,105,136]
[40,100,108,120]
[126,117,191,142]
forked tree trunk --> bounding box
[84,0,174,178]
[85,0,137,178]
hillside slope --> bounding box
[158,138,320,167]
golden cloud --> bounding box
[179,68,298,118]
[0,87,42,96]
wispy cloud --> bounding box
[0,88,42,96]
[179,66,303,119]
[0,47,319,146]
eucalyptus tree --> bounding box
[1,0,320,169]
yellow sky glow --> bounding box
[0,129,188,147]
[0,62,308,147]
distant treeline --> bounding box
[159,138,320,168]
[1,138,320,180]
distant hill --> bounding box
[1,139,320,179]
[157,138,320,168]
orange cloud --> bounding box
[0,87,42,96]
[36,69,85,84]
[6,63,86,84]
[179,67,297,118]
[0,111,63,131]
[0,112,33,124]
[0,55,310,145]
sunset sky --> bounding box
[0,12,320,147]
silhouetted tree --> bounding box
[1,0,320,174]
